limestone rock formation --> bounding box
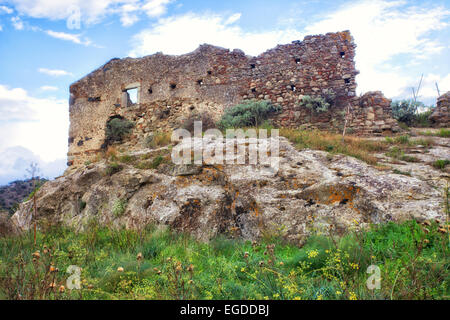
[11,138,445,244]
[430,92,450,128]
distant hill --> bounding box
[0,178,47,214]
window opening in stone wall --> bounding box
[207,70,212,75]
[197,79,204,86]
[250,64,256,69]
[345,78,350,84]
[295,58,300,64]
[170,83,177,89]
[290,85,296,92]
[251,88,256,93]
[148,87,153,94]
[123,87,138,106]
[340,51,346,58]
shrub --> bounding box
[391,100,434,127]
[391,100,419,125]
[217,100,281,130]
[105,118,134,145]
[298,89,336,121]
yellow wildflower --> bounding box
[308,249,319,259]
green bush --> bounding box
[217,100,281,130]
[391,100,434,127]
[298,90,336,123]
[105,118,134,144]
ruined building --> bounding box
[430,91,450,128]
[68,30,399,168]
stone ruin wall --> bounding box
[430,92,450,128]
[68,30,399,168]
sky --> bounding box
[0,0,449,185]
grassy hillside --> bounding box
[0,220,448,300]
[0,178,47,214]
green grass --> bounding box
[433,159,450,170]
[392,169,412,176]
[0,220,448,300]
[280,129,386,165]
[146,131,172,149]
[420,129,450,138]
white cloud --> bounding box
[303,0,450,97]
[38,68,73,77]
[0,84,69,164]
[40,85,58,91]
[0,25,2,31]
[0,5,13,14]
[6,0,173,26]
[410,73,450,102]
[11,16,23,30]
[45,30,93,46]
[142,0,173,18]
[0,146,66,185]
[129,12,303,57]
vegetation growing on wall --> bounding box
[104,117,134,147]
[298,90,336,123]
[217,100,281,130]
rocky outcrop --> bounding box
[11,137,445,244]
[430,92,450,128]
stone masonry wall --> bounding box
[351,92,400,134]
[68,31,399,168]
[430,92,450,128]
